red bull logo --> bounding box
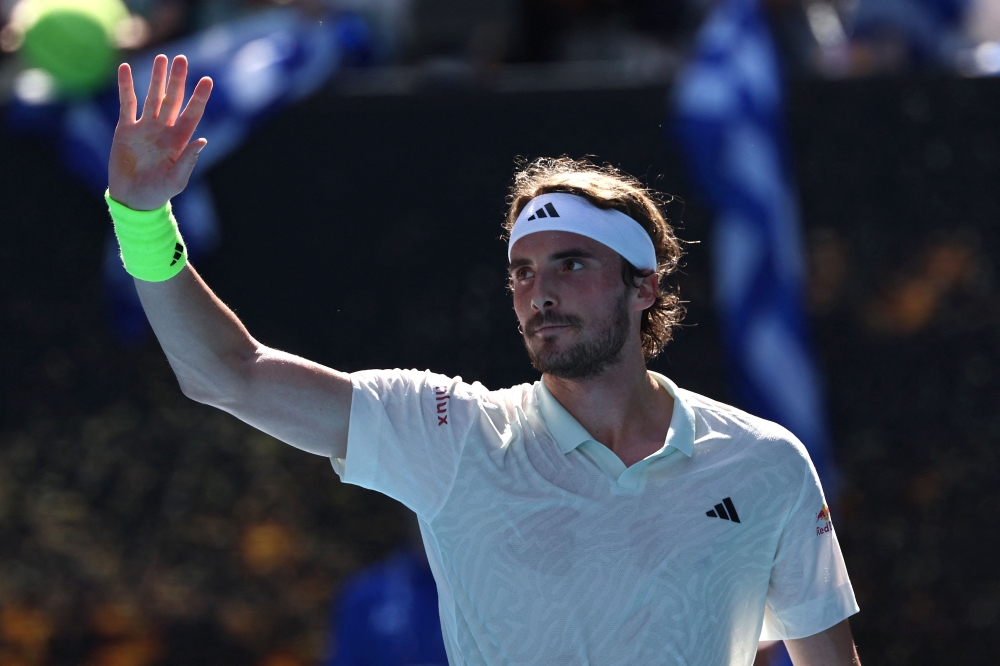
[816,505,832,536]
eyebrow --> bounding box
[551,249,597,261]
[508,248,598,273]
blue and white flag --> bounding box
[672,4,833,661]
[672,0,834,488]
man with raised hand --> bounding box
[107,54,862,665]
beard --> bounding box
[522,290,632,380]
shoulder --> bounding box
[350,368,479,397]
[679,388,812,468]
[480,381,535,418]
[349,369,508,411]
[349,369,534,418]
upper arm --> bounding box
[212,346,353,459]
[336,369,488,518]
[761,438,858,641]
[784,619,860,666]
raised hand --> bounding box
[109,54,213,210]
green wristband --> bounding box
[105,190,187,282]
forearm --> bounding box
[784,619,860,666]
[135,263,352,457]
[135,263,258,405]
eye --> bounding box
[512,267,534,281]
[563,259,585,271]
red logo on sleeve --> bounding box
[434,387,450,426]
[816,505,832,536]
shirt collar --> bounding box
[534,371,695,458]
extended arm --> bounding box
[784,619,861,666]
[110,55,351,458]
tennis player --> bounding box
[107,54,861,665]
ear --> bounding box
[633,272,659,312]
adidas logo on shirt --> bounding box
[527,203,560,220]
[705,497,741,523]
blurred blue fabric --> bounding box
[672,1,835,661]
[326,549,448,666]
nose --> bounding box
[531,295,556,312]
[530,273,558,312]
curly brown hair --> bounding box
[504,156,685,362]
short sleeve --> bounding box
[332,369,489,519]
[760,452,859,641]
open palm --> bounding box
[108,54,213,211]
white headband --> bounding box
[508,193,657,271]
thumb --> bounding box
[172,138,208,189]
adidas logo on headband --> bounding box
[527,203,560,220]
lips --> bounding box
[531,324,572,335]
[523,312,583,337]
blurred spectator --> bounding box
[964,0,1000,42]
[126,0,331,49]
[346,0,697,73]
[959,0,1000,75]
[4,0,989,79]
[330,0,412,64]
[325,517,447,666]
[764,0,851,76]
[406,0,514,69]
[515,0,693,65]
[127,0,196,45]
[849,0,972,73]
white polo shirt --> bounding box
[332,369,858,666]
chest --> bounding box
[435,432,787,586]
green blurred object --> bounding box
[20,0,128,95]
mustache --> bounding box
[524,312,583,337]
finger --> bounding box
[140,54,169,121]
[175,76,214,139]
[118,63,137,124]
[160,55,188,126]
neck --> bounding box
[542,345,674,465]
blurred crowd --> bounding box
[0,0,999,100]
[0,347,415,666]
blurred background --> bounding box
[1,0,999,664]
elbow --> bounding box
[176,374,231,406]
[174,350,256,408]
[177,376,216,405]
